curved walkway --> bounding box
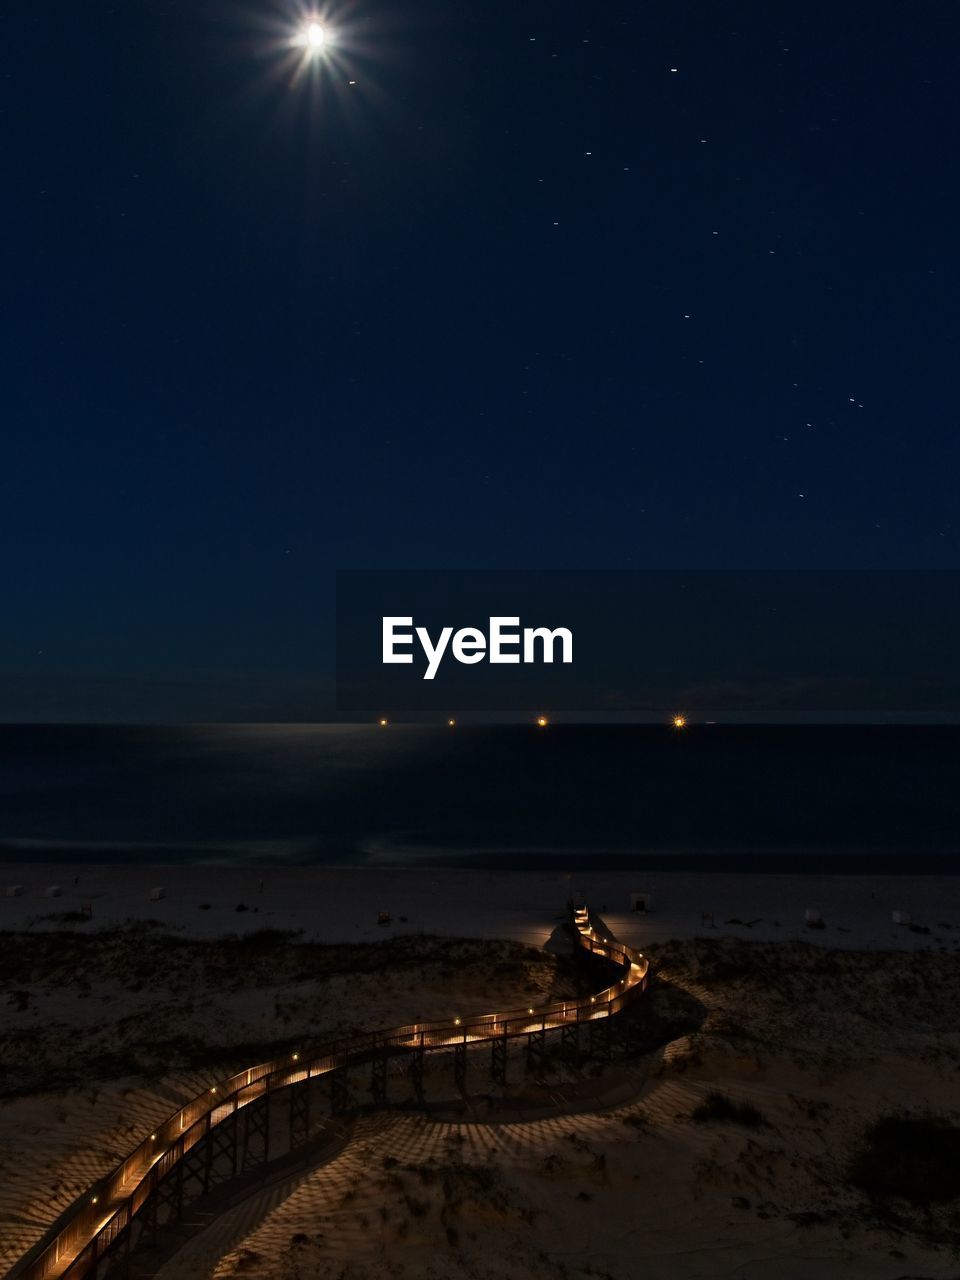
[6,903,649,1280]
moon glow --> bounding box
[306,22,327,49]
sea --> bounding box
[0,724,958,872]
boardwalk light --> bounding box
[150,1133,157,1141]
[454,1017,461,1025]
[673,714,686,729]
[536,715,549,727]
[379,718,388,727]
[210,1087,217,1094]
[91,1197,98,1205]
[448,718,456,726]
[292,1053,299,1061]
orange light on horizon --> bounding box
[379,718,388,727]
[673,715,686,729]
[536,716,549,727]
[448,718,456,727]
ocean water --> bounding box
[0,724,958,871]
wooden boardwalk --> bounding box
[5,902,649,1280]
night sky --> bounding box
[3,1,959,720]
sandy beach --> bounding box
[3,864,958,951]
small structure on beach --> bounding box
[804,908,823,926]
[44,885,63,899]
[630,890,654,913]
[5,885,24,898]
[150,887,166,902]
[892,910,911,926]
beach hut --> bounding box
[44,885,63,899]
[149,887,166,901]
[5,885,24,898]
[892,910,911,926]
[804,908,822,926]
[630,890,653,913]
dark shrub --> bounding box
[850,1115,960,1205]
[691,1091,766,1128]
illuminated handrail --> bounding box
[7,904,648,1280]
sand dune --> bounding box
[158,936,960,1280]
[3,868,960,1279]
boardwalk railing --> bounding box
[7,903,649,1280]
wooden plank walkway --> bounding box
[4,902,649,1280]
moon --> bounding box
[305,22,327,50]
